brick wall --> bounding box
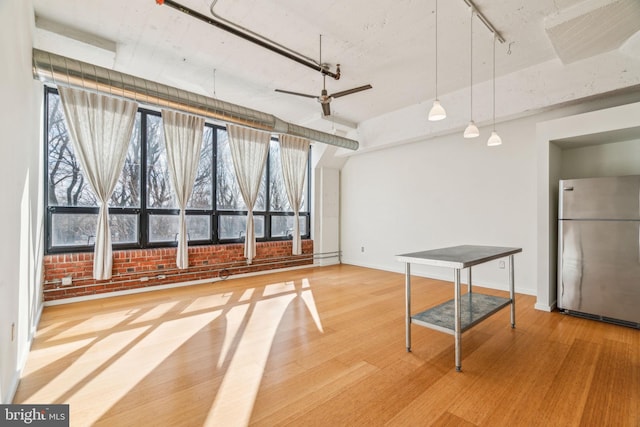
[43,240,314,302]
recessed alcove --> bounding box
[535,102,640,311]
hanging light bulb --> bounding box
[464,121,480,138]
[487,33,502,146]
[464,7,479,138]
[487,130,502,146]
[429,100,446,121]
[428,0,446,121]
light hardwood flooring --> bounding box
[14,264,640,426]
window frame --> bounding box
[43,86,311,255]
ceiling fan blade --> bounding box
[330,84,372,99]
[275,89,317,99]
[321,102,331,116]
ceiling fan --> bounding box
[275,36,372,116]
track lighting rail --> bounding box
[462,0,505,43]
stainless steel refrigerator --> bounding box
[558,175,640,328]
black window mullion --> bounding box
[264,139,272,239]
[139,111,149,248]
[306,145,312,214]
[44,86,52,253]
[306,145,312,239]
[213,125,223,244]
[211,124,219,244]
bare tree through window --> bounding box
[45,88,310,252]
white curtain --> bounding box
[226,124,270,264]
[58,86,138,280]
[279,134,310,255]
[161,109,205,269]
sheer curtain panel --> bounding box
[226,124,270,264]
[161,109,205,269]
[279,134,310,255]
[58,86,138,280]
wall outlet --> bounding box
[61,276,73,286]
[499,260,505,269]
[361,246,365,253]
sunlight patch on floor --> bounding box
[30,321,58,336]
[301,278,324,333]
[69,310,222,425]
[21,277,326,426]
[27,326,151,404]
[27,337,94,372]
[181,292,233,314]
[239,288,254,302]
[127,301,183,324]
[217,302,250,369]
[205,278,325,426]
[46,311,133,341]
[263,281,296,297]
[205,291,296,427]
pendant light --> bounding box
[464,7,479,138]
[428,0,446,121]
[487,33,502,146]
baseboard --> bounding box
[535,301,557,312]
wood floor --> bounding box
[14,264,640,426]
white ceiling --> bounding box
[32,0,640,146]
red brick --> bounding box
[42,240,313,301]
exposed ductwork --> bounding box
[31,48,359,150]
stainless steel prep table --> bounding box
[396,245,522,371]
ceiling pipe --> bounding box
[209,0,320,70]
[156,0,341,80]
[32,48,359,150]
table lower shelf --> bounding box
[411,293,511,335]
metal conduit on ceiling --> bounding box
[31,48,359,150]
[156,0,341,80]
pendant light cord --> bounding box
[320,35,326,91]
[435,0,438,100]
[469,7,473,119]
[492,33,496,131]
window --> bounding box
[268,140,308,238]
[44,87,311,254]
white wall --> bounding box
[341,115,538,295]
[341,95,640,298]
[311,143,346,266]
[560,139,640,179]
[0,0,44,404]
[313,168,341,265]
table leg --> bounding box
[454,268,462,372]
[509,255,515,328]
[405,262,411,352]
[467,267,472,294]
